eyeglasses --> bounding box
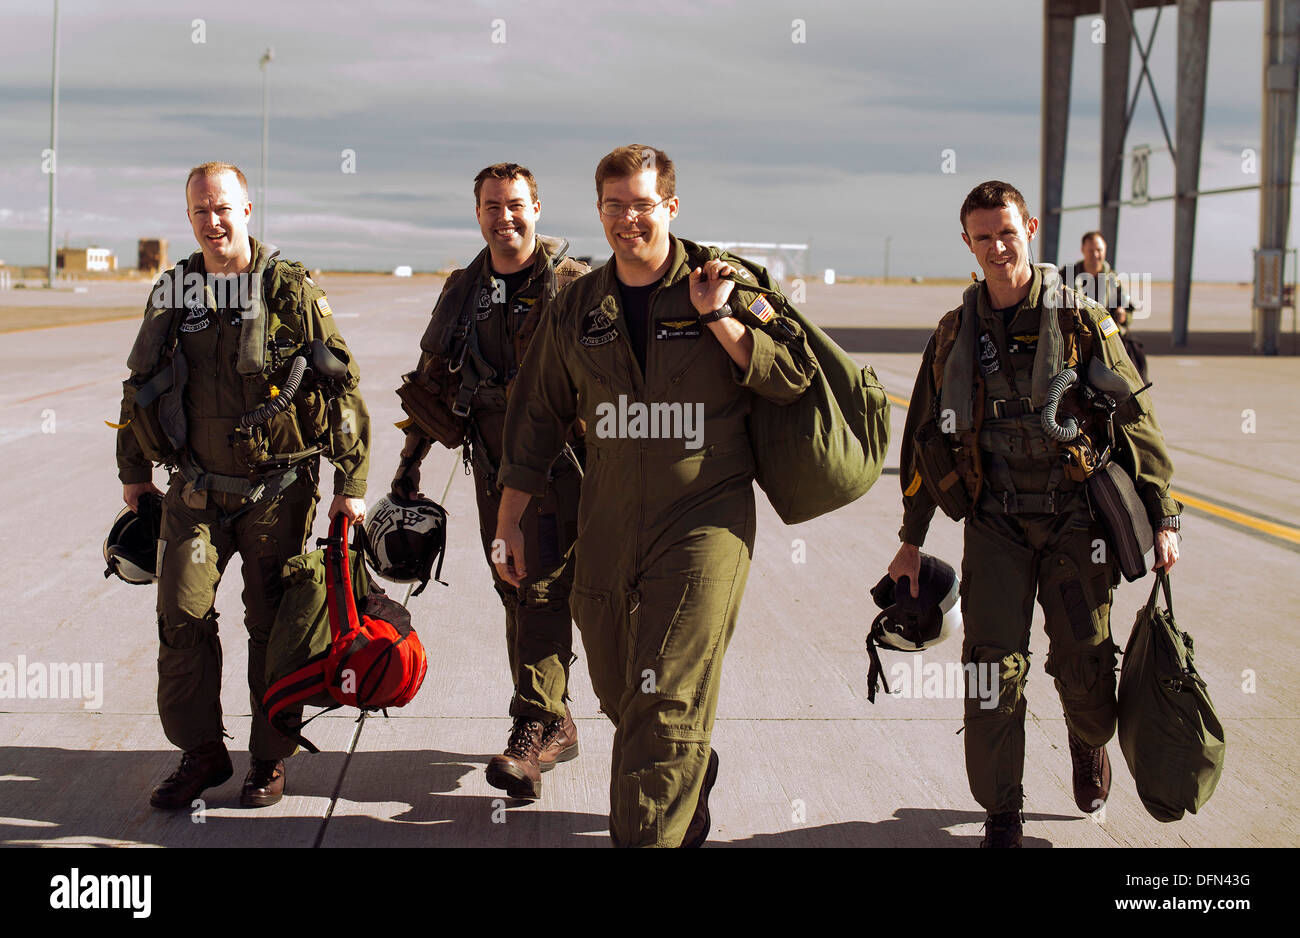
[598,197,670,218]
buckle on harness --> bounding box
[451,386,473,418]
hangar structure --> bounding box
[1040,0,1299,353]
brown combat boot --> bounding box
[240,758,286,808]
[537,707,579,772]
[149,741,233,809]
[980,810,1023,848]
[680,749,720,848]
[486,718,545,800]
[1068,731,1111,814]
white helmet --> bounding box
[865,553,962,701]
[103,492,164,585]
[362,494,447,596]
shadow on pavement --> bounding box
[718,806,1076,849]
[0,747,607,848]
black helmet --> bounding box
[362,494,448,596]
[865,553,962,702]
[103,492,164,585]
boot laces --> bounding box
[504,719,543,758]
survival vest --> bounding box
[117,240,351,495]
[262,513,428,753]
[682,242,891,524]
[396,236,587,449]
[916,265,1101,518]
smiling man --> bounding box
[116,161,369,810]
[494,144,816,847]
[889,180,1182,846]
[391,163,589,800]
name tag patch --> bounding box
[655,317,701,340]
[1007,332,1039,355]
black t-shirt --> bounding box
[491,266,531,308]
[616,277,660,374]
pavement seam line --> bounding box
[312,712,367,849]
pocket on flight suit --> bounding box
[635,572,736,709]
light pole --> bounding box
[259,47,274,245]
[46,0,61,288]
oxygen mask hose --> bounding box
[1040,367,1081,442]
[239,355,306,429]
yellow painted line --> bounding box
[885,386,1300,544]
[1172,490,1300,544]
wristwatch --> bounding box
[1156,515,1181,538]
[698,304,734,324]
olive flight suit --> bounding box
[898,265,1179,814]
[117,239,369,760]
[397,237,588,723]
[499,236,815,846]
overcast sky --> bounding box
[0,0,1282,279]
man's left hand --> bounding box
[689,259,736,316]
[329,495,366,522]
[1153,527,1179,572]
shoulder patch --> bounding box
[1098,315,1118,338]
[746,293,775,323]
[316,295,332,317]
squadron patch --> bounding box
[977,330,1001,376]
[178,303,211,333]
[1099,315,1119,338]
[315,296,332,317]
[733,267,754,281]
[655,317,702,340]
[475,285,493,321]
[579,306,619,347]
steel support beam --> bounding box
[1101,0,1134,258]
[1256,0,1300,354]
[1041,1,1077,264]
[1173,0,1211,348]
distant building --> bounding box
[138,238,168,275]
[58,246,117,272]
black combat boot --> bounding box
[980,810,1023,848]
[680,749,720,848]
[149,741,233,809]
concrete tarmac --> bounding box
[0,274,1296,848]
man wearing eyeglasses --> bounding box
[494,144,816,847]
[391,163,589,801]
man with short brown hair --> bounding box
[891,180,1181,846]
[494,144,816,846]
[391,163,588,800]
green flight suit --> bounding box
[499,236,815,846]
[898,266,1179,814]
[117,239,369,760]
[398,237,588,723]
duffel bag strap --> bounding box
[324,514,362,641]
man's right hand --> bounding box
[888,543,922,598]
[494,486,533,588]
[123,481,164,511]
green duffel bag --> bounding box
[1117,571,1226,822]
[264,530,374,712]
[713,260,890,525]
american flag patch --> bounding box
[316,296,333,317]
[747,294,775,322]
